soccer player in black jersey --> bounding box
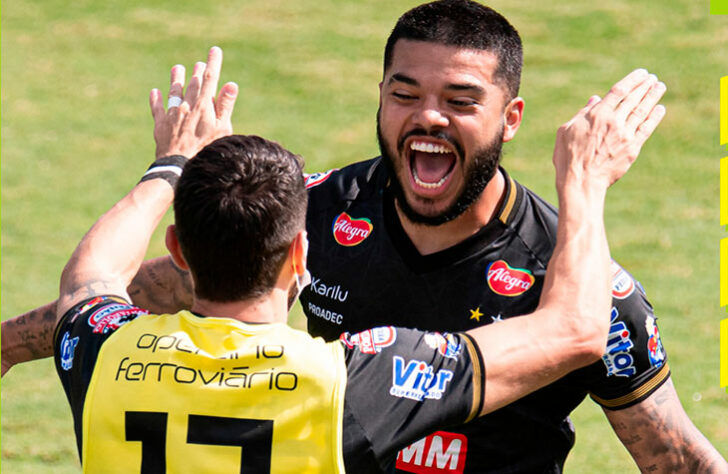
[4,2,727,473]
[5,45,665,472]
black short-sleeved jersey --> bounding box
[54,296,484,473]
[301,157,671,473]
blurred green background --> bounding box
[2,0,727,472]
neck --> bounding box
[191,287,290,324]
[397,169,506,256]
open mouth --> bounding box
[408,140,457,190]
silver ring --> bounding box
[167,96,183,109]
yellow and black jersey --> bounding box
[303,158,670,473]
[54,296,483,473]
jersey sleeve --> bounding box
[340,326,485,470]
[53,295,149,456]
[581,263,670,410]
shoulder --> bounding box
[305,157,387,209]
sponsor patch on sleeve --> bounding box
[424,333,462,360]
[390,356,453,401]
[59,331,80,371]
[79,296,110,314]
[87,303,148,334]
[339,326,396,354]
[304,169,337,189]
[611,261,636,299]
[602,307,636,377]
[645,314,666,368]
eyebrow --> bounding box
[388,73,418,86]
[446,83,485,96]
[388,73,486,96]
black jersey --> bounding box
[54,296,484,473]
[302,157,670,474]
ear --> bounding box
[378,81,384,107]
[290,230,309,277]
[502,96,525,143]
[165,225,189,271]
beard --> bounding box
[377,113,503,227]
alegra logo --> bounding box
[486,260,534,296]
[332,212,373,246]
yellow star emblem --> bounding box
[469,307,483,322]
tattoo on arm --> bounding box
[1,302,58,374]
[606,378,728,473]
[62,277,119,306]
[127,256,193,313]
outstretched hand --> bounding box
[150,46,238,159]
[553,69,666,192]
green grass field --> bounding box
[2,0,727,471]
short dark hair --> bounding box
[383,0,523,99]
[174,135,307,302]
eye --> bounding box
[392,91,417,101]
[449,98,477,108]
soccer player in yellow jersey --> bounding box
[39,46,667,472]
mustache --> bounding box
[397,128,465,160]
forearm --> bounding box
[59,179,175,316]
[540,181,611,335]
[1,302,57,376]
[607,379,728,473]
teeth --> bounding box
[410,141,451,154]
[412,167,449,189]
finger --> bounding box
[579,95,602,116]
[150,88,165,122]
[614,74,658,123]
[585,95,601,108]
[184,61,206,105]
[215,82,238,123]
[633,104,666,151]
[624,81,666,134]
[564,95,601,127]
[168,64,185,110]
[199,46,223,101]
[599,68,650,110]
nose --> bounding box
[413,97,449,131]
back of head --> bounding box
[383,0,523,99]
[174,135,307,302]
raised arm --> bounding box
[57,46,236,317]
[1,47,237,377]
[469,69,667,414]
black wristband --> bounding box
[139,155,189,188]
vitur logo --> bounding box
[332,212,373,246]
[390,357,453,401]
